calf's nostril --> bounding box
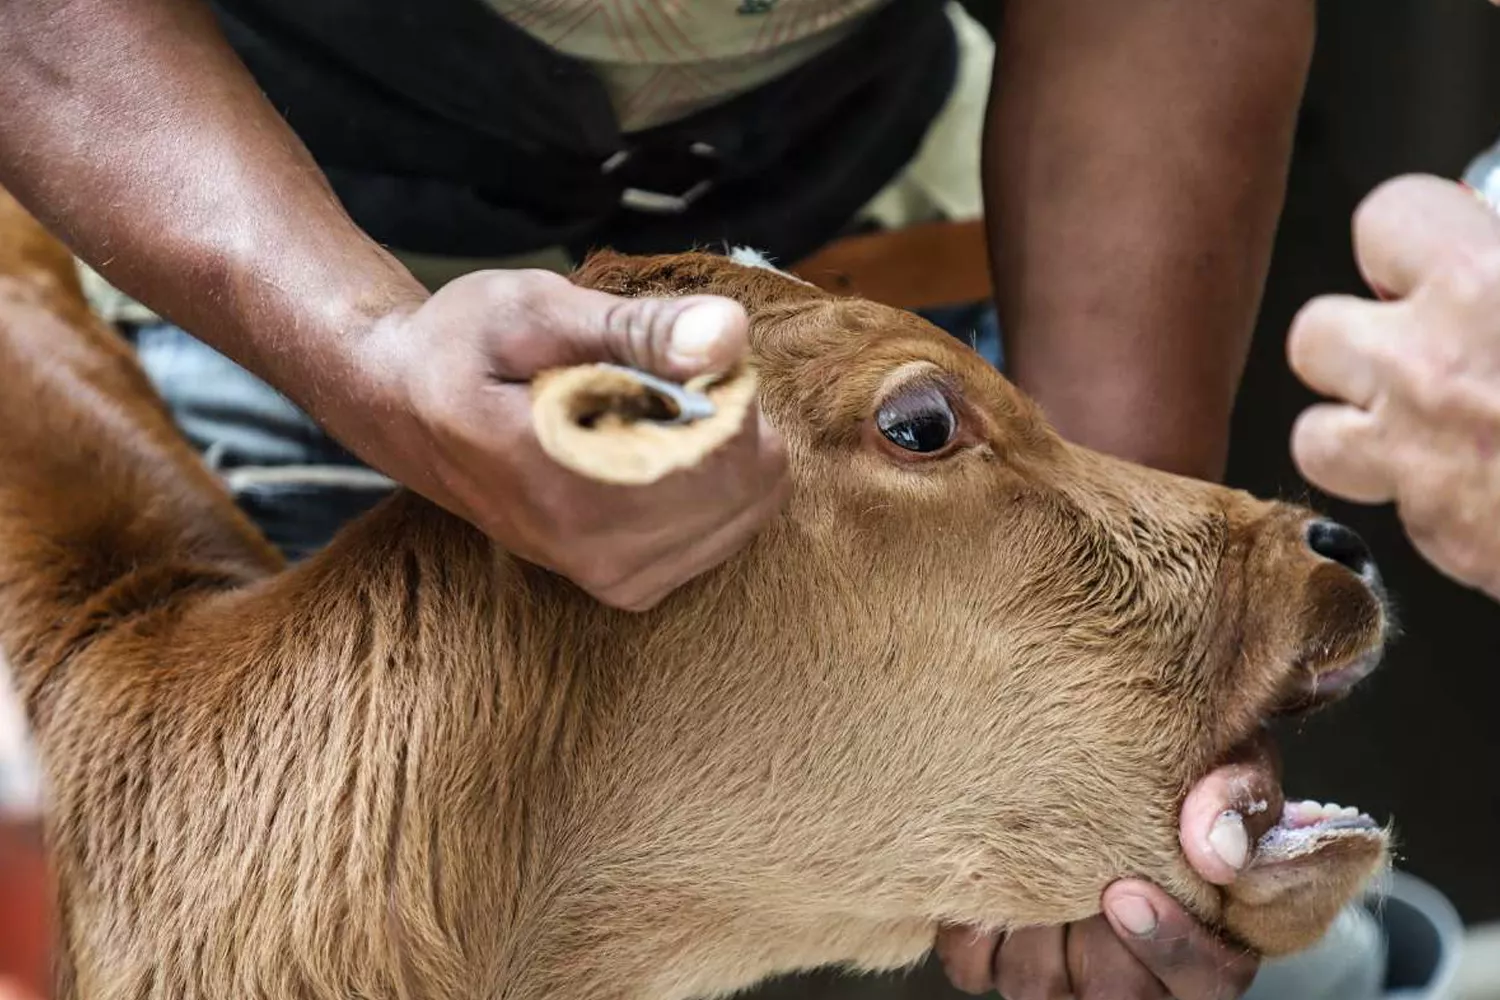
[1305,520,1375,578]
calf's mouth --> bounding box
[1218,522,1392,871]
[1241,695,1387,871]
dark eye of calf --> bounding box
[877,385,956,453]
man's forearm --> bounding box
[0,0,427,445]
[985,0,1315,480]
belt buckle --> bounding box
[602,142,719,215]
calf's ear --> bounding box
[530,362,757,486]
[538,248,816,484]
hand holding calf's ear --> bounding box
[349,269,790,612]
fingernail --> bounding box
[669,302,733,365]
[1209,810,1250,871]
[1108,894,1159,938]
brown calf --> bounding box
[0,190,1389,1000]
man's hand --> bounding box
[1289,174,1500,601]
[935,756,1275,999]
[348,270,790,611]
[0,0,792,612]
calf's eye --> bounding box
[876,385,956,453]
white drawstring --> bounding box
[219,464,398,495]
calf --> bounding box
[0,190,1390,1000]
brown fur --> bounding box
[0,189,1387,1000]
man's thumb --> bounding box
[573,289,749,381]
[471,271,750,380]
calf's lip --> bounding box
[1267,643,1386,719]
[1267,629,1387,734]
[1207,635,1389,868]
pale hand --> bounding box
[1288,174,1500,601]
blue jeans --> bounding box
[130,323,397,562]
[129,303,1004,560]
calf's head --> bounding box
[535,249,1390,977]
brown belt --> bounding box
[791,218,993,311]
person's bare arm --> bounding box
[0,0,788,610]
[0,0,422,413]
[985,0,1315,481]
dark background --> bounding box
[958,1,1500,922]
